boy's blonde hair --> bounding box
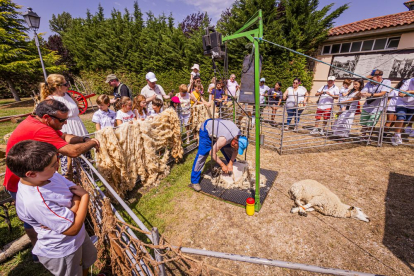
[179,84,188,93]
[96,94,110,105]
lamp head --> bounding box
[23,7,40,30]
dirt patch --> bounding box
[163,145,414,275]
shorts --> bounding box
[360,110,382,127]
[395,106,414,121]
[315,108,332,120]
[6,189,33,229]
[38,233,97,276]
[180,113,190,125]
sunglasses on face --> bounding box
[293,82,299,84]
[48,114,68,123]
[61,82,70,87]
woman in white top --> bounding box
[40,74,89,176]
[282,78,308,131]
[332,79,363,138]
[383,80,402,136]
[41,74,88,137]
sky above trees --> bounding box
[15,0,409,38]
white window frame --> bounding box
[321,36,400,55]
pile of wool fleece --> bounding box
[95,108,183,197]
[203,160,267,190]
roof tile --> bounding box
[329,10,414,36]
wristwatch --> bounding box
[370,92,374,97]
[82,137,89,142]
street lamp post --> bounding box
[22,7,48,82]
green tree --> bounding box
[217,0,348,91]
[49,11,73,34]
[0,0,63,101]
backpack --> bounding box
[114,83,132,99]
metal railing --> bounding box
[218,95,414,155]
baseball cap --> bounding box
[171,96,180,103]
[260,78,265,82]
[191,64,200,71]
[146,72,157,82]
[366,69,383,79]
[105,74,117,83]
[238,136,248,155]
[327,76,336,81]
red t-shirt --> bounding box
[3,116,68,192]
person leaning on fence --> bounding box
[310,76,339,135]
[115,96,135,126]
[133,94,149,121]
[141,72,170,112]
[265,81,283,125]
[6,140,97,276]
[92,94,116,130]
[359,69,391,140]
[148,98,163,117]
[3,99,100,263]
[332,79,364,139]
[283,78,308,131]
[106,74,132,102]
[391,78,414,146]
[190,119,248,191]
[383,80,403,137]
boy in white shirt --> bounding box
[6,140,97,276]
[92,94,116,130]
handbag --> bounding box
[366,81,382,105]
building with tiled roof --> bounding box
[311,1,414,95]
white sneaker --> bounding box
[319,129,325,136]
[310,128,319,135]
[284,126,289,131]
[391,135,402,146]
[404,127,412,134]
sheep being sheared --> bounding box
[288,179,369,222]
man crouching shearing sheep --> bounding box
[289,179,370,222]
[190,119,248,191]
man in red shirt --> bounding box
[3,99,100,261]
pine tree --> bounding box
[0,0,63,101]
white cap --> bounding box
[191,64,200,71]
[327,76,336,81]
[260,78,265,82]
[146,72,157,82]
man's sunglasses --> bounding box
[48,114,68,123]
[61,82,70,87]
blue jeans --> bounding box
[190,119,234,184]
[286,108,304,126]
[395,106,414,121]
[6,189,33,229]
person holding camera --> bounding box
[310,76,339,135]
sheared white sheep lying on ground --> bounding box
[288,179,370,222]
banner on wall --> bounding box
[329,50,414,80]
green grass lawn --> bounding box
[0,98,31,106]
[0,107,33,118]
